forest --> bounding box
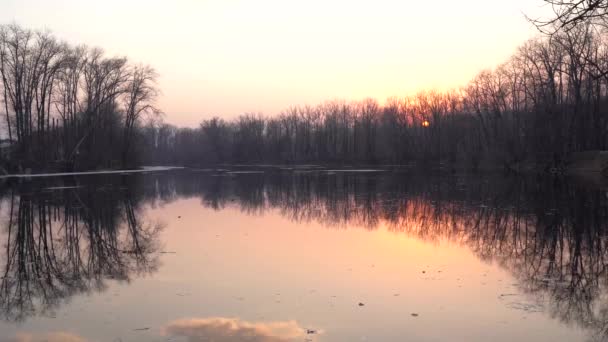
[142,23,608,171]
[0,24,159,172]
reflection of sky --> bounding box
[4,318,318,342]
[164,317,318,342]
[0,197,592,341]
[2,332,87,342]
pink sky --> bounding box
[2,0,552,127]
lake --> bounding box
[0,168,606,342]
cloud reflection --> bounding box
[163,317,320,342]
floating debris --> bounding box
[358,302,365,307]
[307,329,317,335]
[324,169,386,173]
[506,302,543,313]
[226,171,265,174]
[499,293,518,298]
[134,327,150,331]
[411,313,419,317]
[44,186,83,190]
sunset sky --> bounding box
[2,0,551,127]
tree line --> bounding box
[5,19,608,171]
[0,24,159,172]
[141,24,608,170]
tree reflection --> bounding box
[2,170,608,338]
[0,177,162,322]
[140,170,608,339]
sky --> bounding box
[1,0,552,127]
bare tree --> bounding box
[122,65,159,167]
[532,0,608,31]
[0,24,161,172]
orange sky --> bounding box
[2,0,552,127]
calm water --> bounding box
[0,168,607,341]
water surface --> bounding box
[0,169,606,341]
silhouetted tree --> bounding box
[0,24,160,172]
[533,0,608,31]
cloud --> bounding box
[163,317,320,342]
[2,332,88,342]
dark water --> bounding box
[0,169,607,341]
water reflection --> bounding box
[2,317,317,342]
[163,317,319,342]
[2,332,88,342]
[0,170,607,339]
[0,177,162,322]
[141,171,608,339]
